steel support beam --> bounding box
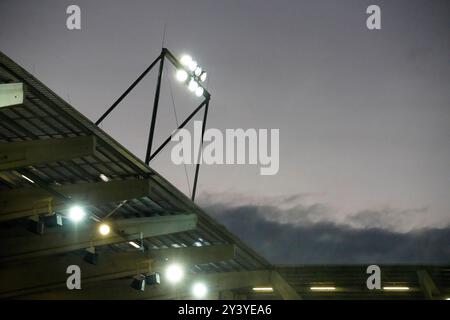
[417,270,440,300]
[0,82,23,108]
[0,135,97,171]
[270,271,301,300]
[16,270,272,300]
[0,214,197,262]
[0,178,155,222]
[145,49,165,164]
[0,244,235,298]
[192,98,209,202]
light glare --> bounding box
[98,223,111,236]
[180,55,192,66]
[188,60,198,72]
[192,282,208,299]
[188,79,199,92]
[176,69,188,82]
[194,66,202,77]
[165,263,184,284]
[68,205,86,222]
[195,87,204,97]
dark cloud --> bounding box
[203,201,450,264]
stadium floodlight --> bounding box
[188,60,198,72]
[310,287,336,291]
[174,53,207,98]
[98,223,111,236]
[180,55,193,67]
[200,71,207,82]
[192,282,208,299]
[194,66,202,77]
[176,69,188,82]
[252,287,274,292]
[165,263,184,284]
[383,286,410,291]
[188,79,199,92]
[68,205,86,222]
[195,87,204,97]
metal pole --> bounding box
[145,49,166,164]
[149,99,207,162]
[95,54,161,125]
[191,98,210,202]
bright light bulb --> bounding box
[310,287,336,291]
[180,55,192,66]
[188,60,198,72]
[192,282,208,299]
[68,205,86,222]
[188,79,199,92]
[176,69,188,82]
[383,287,410,291]
[194,66,202,77]
[99,173,109,182]
[252,287,274,292]
[195,87,204,97]
[200,72,207,82]
[165,263,184,284]
[128,241,140,249]
[98,223,111,236]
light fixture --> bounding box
[145,272,161,286]
[180,55,192,67]
[194,66,202,77]
[192,282,208,299]
[383,286,410,291]
[252,287,274,292]
[128,241,141,249]
[176,53,207,98]
[20,174,35,184]
[188,60,198,72]
[446,298,450,300]
[165,263,184,284]
[130,274,146,291]
[200,71,207,82]
[188,79,199,92]
[99,173,109,182]
[176,69,188,82]
[68,205,86,222]
[310,287,336,291]
[45,213,63,227]
[195,87,204,97]
[98,223,111,236]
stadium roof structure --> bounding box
[0,50,449,300]
[245,265,450,300]
[0,50,300,299]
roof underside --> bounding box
[0,50,271,274]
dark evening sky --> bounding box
[1,0,449,263]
